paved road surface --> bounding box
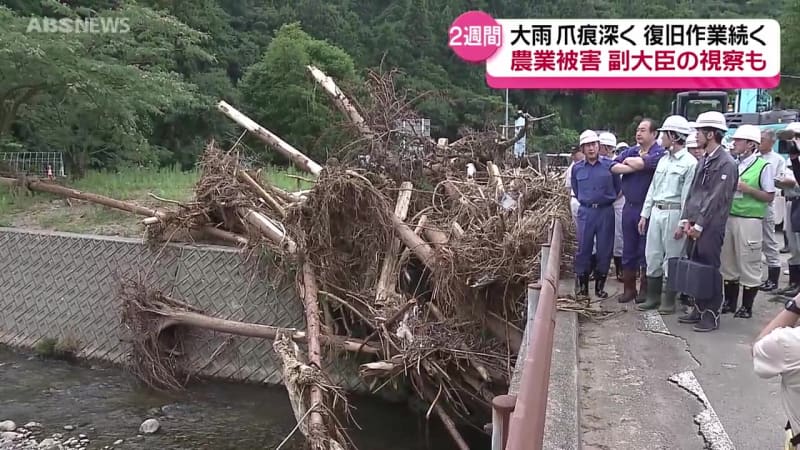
[575,255,791,449]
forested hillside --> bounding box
[1,0,799,176]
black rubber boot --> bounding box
[637,276,663,311]
[595,273,609,298]
[759,267,781,292]
[721,281,740,314]
[577,273,590,299]
[693,309,720,332]
[734,286,757,318]
[777,265,800,297]
[613,256,623,281]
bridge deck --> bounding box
[575,255,789,449]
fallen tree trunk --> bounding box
[390,214,435,269]
[1,176,249,247]
[0,176,166,218]
[300,262,332,448]
[375,181,413,304]
[307,65,373,139]
[217,101,323,177]
[151,308,379,354]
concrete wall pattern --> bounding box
[0,227,365,391]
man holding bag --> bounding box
[675,111,739,332]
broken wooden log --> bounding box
[216,101,323,176]
[307,65,373,139]
[375,181,413,304]
[150,308,378,355]
[236,170,287,218]
[238,208,297,254]
[0,176,167,218]
[390,214,435,269]
[0,176,249,247]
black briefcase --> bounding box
[666,241,721,300]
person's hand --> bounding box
[687,227,701,240]
[737,181,748,192]
[674,226,685,240]
[638,217,647,235]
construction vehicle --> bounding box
[671,89,800,226]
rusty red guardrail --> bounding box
[502,219,563,450]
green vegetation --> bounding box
[3,0,798,234]
[0,0,798,177]
[34,335,82,362]
[0,166,310,234]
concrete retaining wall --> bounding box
[0,227,365,391]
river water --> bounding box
[0,346,487,449]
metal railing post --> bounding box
[491,394,517,450]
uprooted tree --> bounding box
[1,65,574,450]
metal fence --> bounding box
[0,152,66,178]
[490,219,564,450]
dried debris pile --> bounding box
[0,66,574,450]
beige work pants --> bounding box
[720,216,763,288]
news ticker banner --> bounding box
[448,12,781,90]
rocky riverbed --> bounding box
[0,345,486,449]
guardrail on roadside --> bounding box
[490,219,563,450]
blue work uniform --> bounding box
[571,157,621,276]
[614,144,666,270]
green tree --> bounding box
[238,22,358,162]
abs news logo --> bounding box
[26,17,130,34]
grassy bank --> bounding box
[0,165,310,236]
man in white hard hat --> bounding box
[678,111,739,332]
[718,124,776,320]
[636,115,698,314]
[599,132,625,281]
[777,122,800,298]
[757,128,790,293]
[571,130,621,300]
[686,133,702,159]
[611,118,666,304]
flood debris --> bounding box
[1,66,575,450]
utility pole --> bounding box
[504,89,509,140]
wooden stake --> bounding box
[216,101,323,176]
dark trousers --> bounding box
[621,202,647,270]
[575,204,614,275]
[686,222,725,311]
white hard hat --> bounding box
[616,142,628,149]
[688,111,728,131]
[686,133,698,148]
[658,115,693,135]
[579,130,599,146]
[598,132,617,147]
[787,122,800,133]
[732,124,761,144]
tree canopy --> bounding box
[0,0,797,175]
